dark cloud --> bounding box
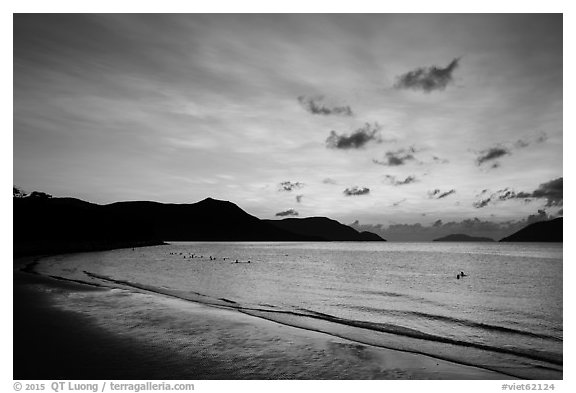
[394,58,460,93]
[473,177,563,208]
[326,123,382,150]
[298,95,353,116]
[373,147,417,166]
[278,181,304,192]
[384,175,418,186]
[296,194,303,203]
[343,186,370,196]
[473,197,492,209]
[322,178,338,185]
[527,177,563,206]
[275,209,299,217]
[476,146,511,166]
[428,189,456,199]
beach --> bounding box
[13,254,513,380]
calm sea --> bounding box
[37,242,562,379]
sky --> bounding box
[13,14,563,240]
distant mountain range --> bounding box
[13,193,562,257]
[264,217,385,242]
[499,217,562,242]
[433,234,494,242]
[13,195,384,256]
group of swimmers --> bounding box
[168,251,251,264]
[456,271,467,279]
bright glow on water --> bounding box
[38,242,562,379]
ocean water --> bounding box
[36,242,562,379]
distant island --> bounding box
[14,193,385,257]
[433,234,494,242]
[500,217,562,242]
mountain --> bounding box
[433,234,494,242]
[13,195,336,256]
[500,218,563,242]
[263,217,386,241]
[13,195,164,256]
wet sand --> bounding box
[14,257,514,380]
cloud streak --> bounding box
[343,186,370,196]
[275,209,299,217]
[476,146,511,166]
[428,188,456,199]
[298,95,353,116]
[394,58,460,93]
[326,123,382,150]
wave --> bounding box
[82,270,562,368]
[362,289,445,307]
[343,304,563,343]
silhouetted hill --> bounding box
[357,231,385,241]
[263,217,386,241]
[13,195,319,257]
[500,218,562,242]
[433,234,494,242]
[102,197,313,242]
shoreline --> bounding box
[13,253,516,380]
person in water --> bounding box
[460,271,467,277]
[457,274,460,279]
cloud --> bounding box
[514,132,549,148]
[526,177,563,206]
[322,178,338,185]
[476,133,548,167]
[428,188,456,199]
[373,147,417,166]
[514,139,530,148]
[476,146,511,166]
[384,175,418,186]
[394,58,460,92]
[473,177,563,208]
[275,209,299,217]
[535,132,549,143]
[296,194,303,203]
[431,156,449,164]
[278,181,304,192]
[343,186,370,196]
[392,198,407,207]
[349,211,553,242]
[326,123,382,150]
[298,95,353,116]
